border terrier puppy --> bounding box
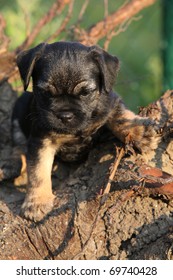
[15,41,158,221]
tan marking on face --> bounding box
[73,81,96,95]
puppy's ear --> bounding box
[90,46,119,93]
[16,43,47,91]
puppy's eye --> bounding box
[73,81,97,96]
[79,87,97,97]
[80,89,90,96]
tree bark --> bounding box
[0,83,173,260]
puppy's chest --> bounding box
[51,124,104,162]
[58,136,93,162]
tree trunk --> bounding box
[0,82,173,260]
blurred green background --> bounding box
[1,0,164,111]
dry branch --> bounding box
[47,0,74,42]
[0,0,157,82]
[0,15,10,54]
[16,0,71,52]
[103,147,125,194]
[75,0,157,45]
[77,0,90,24]
[104,15,142,50]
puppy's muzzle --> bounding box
[57,111,74,124]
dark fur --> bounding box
[15,41,158,221]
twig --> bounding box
[104,0,109,18]
[16,0,71,52]
[76,0,156,45]
[21,6,31,38]
[77,0,90,24]
[0,0,156,82]
[47,0,74,42]
[103,147,125,194]
[0,15,10,52]
[104,15,142,50]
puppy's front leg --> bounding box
[107,97,159,152]
[21,137,56,221]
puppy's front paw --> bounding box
[21,192,55,222]
[127,118,159,153]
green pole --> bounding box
[163,0,173,90]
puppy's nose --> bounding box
[59,111,74,123]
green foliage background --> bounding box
[1,0,162,111]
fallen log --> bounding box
[0,83,173,260]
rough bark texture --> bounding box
[0,82,173,260]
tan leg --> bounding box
[21,138,57,221]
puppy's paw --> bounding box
[127,118,160,153]
[21,192,55,222]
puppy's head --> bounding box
[17,41,119,134]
